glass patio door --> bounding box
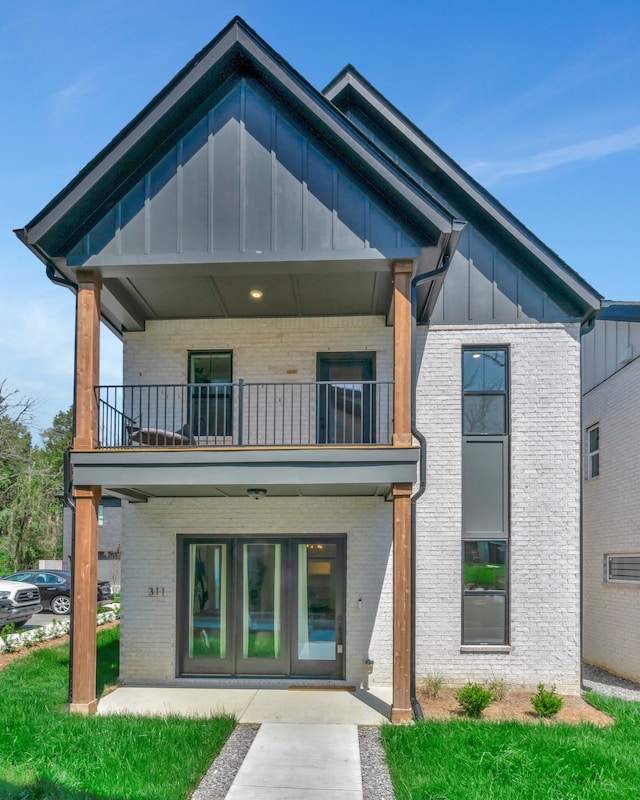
[179,537,345,678]
[234,541,289,674]
[180,540,233,674]
[291,539,345,677]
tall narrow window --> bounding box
[462,347,509,645]
[189,351,232,439]
[587,424,600,478]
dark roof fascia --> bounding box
[596,301,640,323]
[20,17,458,259]
[324,66,603,317]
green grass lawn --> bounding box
[0,626,235,800]
[382,692,640,799]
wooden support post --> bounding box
[69,486,100,715]
[70,270,101,715]
[74,270,101,451]
[392,261,413,446]
[391,482,413,723]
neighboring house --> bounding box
[62,497,122,587]
[582,303,640,683]
[16,18,602,717]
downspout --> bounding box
[409,263,449,720]
[577,306,601,694]
[46,263,78,292]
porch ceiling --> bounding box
[97,256,403,327]
[71,446,418,501]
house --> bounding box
[16,17,602,718]
[582,303,640,683]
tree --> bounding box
[40,406,73,480]
[0,384,70,573]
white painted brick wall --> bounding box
[124,316,392,385]
[583,355,640,682]
[120,497,393,687]
[119,317,583,692]
[414,324,582,693]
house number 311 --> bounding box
[148,587,165,597]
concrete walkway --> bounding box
[226,723,362,799]
[97,686,392,798]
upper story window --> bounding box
[188,351,233,438]
[587,424,600,478]
[462,348,508,435]
[98,504,104,526]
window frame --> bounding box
[461,346,510,646]
[188,350,234,438]
[587,424,600,479]
[461,347,509,436]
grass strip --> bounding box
[381,693,640,800]
[0,626,235,800]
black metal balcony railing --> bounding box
[97,381,393,448]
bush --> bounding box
[454,682,494,717]
[487,678,508,702]
[530,683,564,718]
[419,673,444,699]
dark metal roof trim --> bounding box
[324,66,602,316]
[596,301,640,322]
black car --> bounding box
[1,570,113,615]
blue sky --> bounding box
[2,0,639,434]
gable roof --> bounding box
[324,66,602,319]
[17,17,459,263]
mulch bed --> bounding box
[418,687,614,726]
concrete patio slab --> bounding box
[97,686,391,725]
[96,687,258,718]
[239,688,390,725]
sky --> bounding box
[1,0,639,436]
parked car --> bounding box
[1,570,113,615]
[0,578,42,629]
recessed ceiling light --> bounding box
[472,353,481,358]
[249,289,264,300]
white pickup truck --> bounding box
[0,578,42,629]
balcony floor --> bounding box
[71,445,419,501]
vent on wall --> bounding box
[607,554,640,583]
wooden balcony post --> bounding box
[70,270,101,715]
[69,486,100,715]
[392,261,412,446]
[391,482,413,722]
[74,270,102,451]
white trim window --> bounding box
[606,554,640,584]
[587,424,600,478]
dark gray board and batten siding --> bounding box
[67,79,420,266]
[345,107,576,326]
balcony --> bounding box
[97,381,394,449]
